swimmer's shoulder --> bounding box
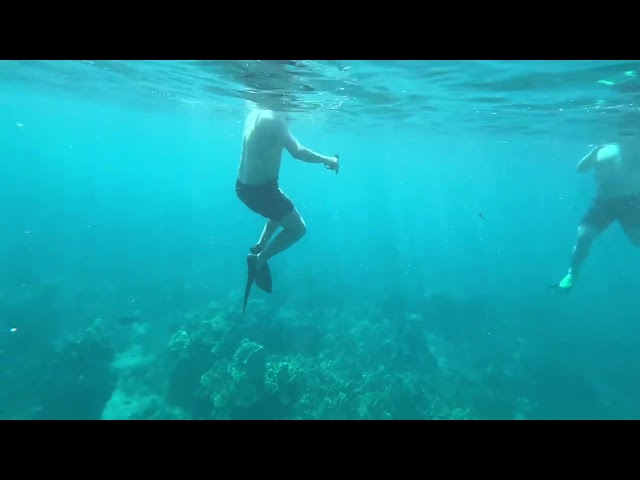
[244,109,288,144]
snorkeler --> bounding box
[236,107,340,313]
[556,143,640,290]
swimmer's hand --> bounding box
[324,154,340,174]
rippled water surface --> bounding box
[2,60,640,140]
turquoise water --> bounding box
[1,60,639,419]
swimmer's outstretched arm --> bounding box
[577,143,621,173]
[576,145,602,173]
[280,123,336,166]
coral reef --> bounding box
[123,294,527,419]
[0,319,118,420]
[0,291,536,420]
[34,319,117,419]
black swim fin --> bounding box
[242,255,273,315]
[255,261,272,293]
[243,254,258,315]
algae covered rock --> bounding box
[36,319,116,420]
[202,339,269,418]
[264,355,307,406]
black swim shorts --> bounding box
[235,178,294,222]
[580,194,640,232]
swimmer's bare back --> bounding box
[238,110,289,186]
[237,109,339,184]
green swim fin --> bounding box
[549,272,573,293]
[558,273,573,289]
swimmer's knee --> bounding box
[281,209,306,235]
[293,213,307,236]
[577,224,599,243]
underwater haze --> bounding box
[1,60,639,420]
